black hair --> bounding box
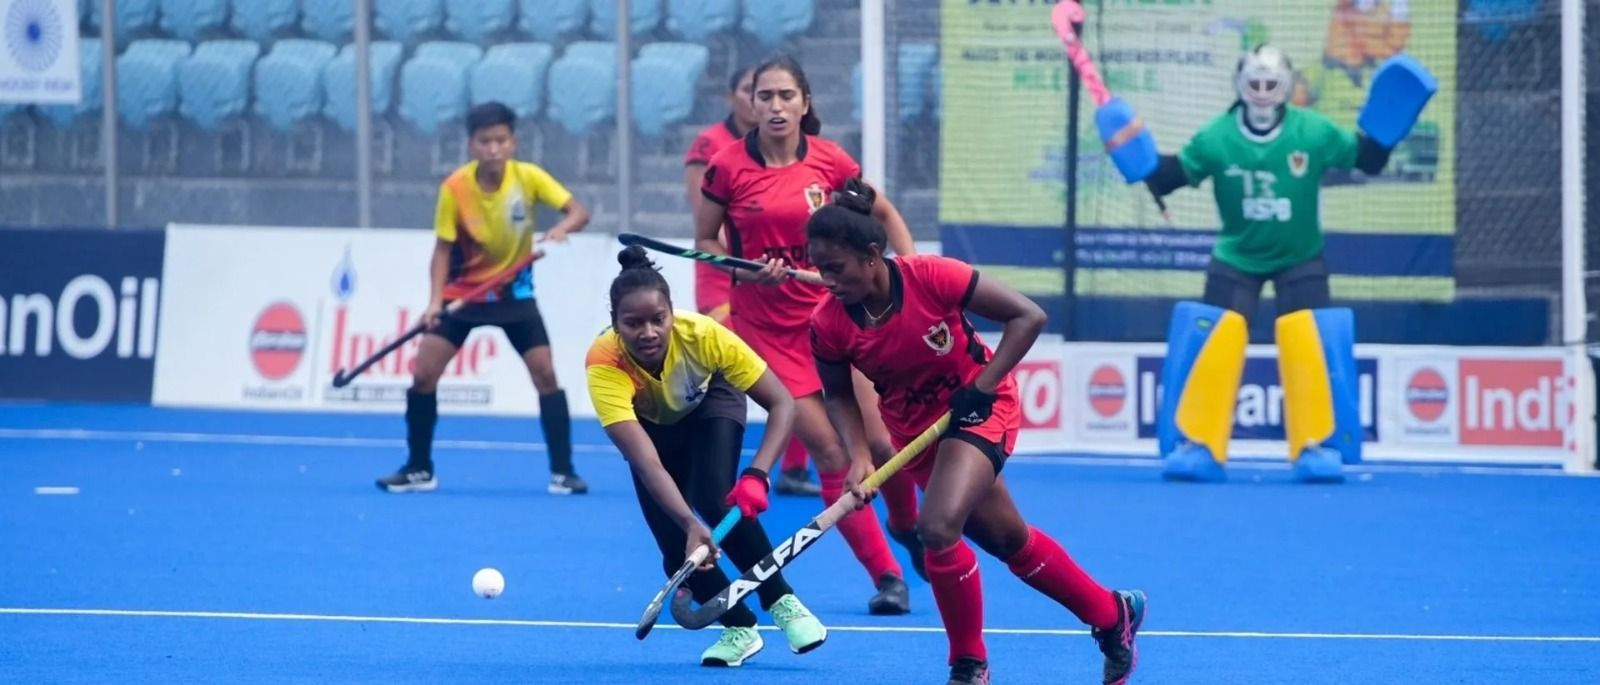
[466,101,516,136]
[806,178,885,256]
[727,65,753,93]
[610,246,672,318]
[751,53,821,135]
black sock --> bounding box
[540,389,573,476]
[405,389,438,471]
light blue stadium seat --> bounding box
[444,0,513,43]
[230,0,298,42]
[741,0,811,48]
[116,40,192,129]
[897,43,937,123]
[546,42,616,136]
[631,53,697,138]
[40,38,104,128]
[399,42,484,134]
[322,41,403,131]
[302,0,354,43]
[375,0,443,43]
[159,0,228,40]
[253,39,337,131]
[664,0,736,42]
[178,40,260,130]
[470,43,553,120]
[639,42,708,85]
[588,0,660,40]
[519,0,586,42]
[88,0,158,43]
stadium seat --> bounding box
[322,41,403,132]
[301,0,354,43]
[664,0,736,42]
[588,0,660,40]
[253,40,337,131]
[88,0,158,43]
[178,40,261,130]
[741,0,812,48]
[116,40,192,129]
[399,42,484,134]
[229,0,298,42]
[639,42,709,85]
[519,0,587,43]
[546,42,616,136]
[444,0,513,42]
[40,38,104,128]
[470,43,554,121]
[631,50,699,138]
[897,43,937,123]
[375,0,444,43]
[159,0,228,41]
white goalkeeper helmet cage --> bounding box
[1235,45,1294,131]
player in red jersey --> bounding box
[684,65,821,497]
[695,54,927,612]
[803,181,1147,685]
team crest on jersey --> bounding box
[510,197,527,223]
[923,322,953,356]
[804,183,827,214]
[1288,151,1309,178]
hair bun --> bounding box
[617,245,657,272]
[831,177,876,216]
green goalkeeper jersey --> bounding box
[1179,105,1359,275]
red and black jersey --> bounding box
[685,117,744,315]
[810,255,1018,441]
[684,116,742,167]
[702,133,861,331]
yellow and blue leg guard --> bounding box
[1276,308,1362,481]
[1157,302,1247,481]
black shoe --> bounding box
[376,465,436,493]
[946,657,989,685]
[773,468,822,496]
[1091,589,1147,685]
[866,573,910,615]
[888,526,928,581]
[548,473,589,495]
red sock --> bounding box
[1005,527,1118,629]
[781,436,808,472]
[819,470,903,582]
[880,471,919,533]
[925,541,986,664]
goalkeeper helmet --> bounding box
[1235,45,1294,132]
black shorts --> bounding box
[1202,255,1331,322]
[430,299,549,354]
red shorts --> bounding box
[894,389,1020,489]
[730,315,822,398]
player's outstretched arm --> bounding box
[606,420,702,533]
[1144,154,1189,199]
[965,274,1048,394]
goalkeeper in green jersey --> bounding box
[1142,44,1433,484]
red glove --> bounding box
[724,468,770,517]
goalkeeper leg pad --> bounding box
[1276,309,1361,483]
[1158,302,1247,482]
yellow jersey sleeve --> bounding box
[586,335,640,428]
[433,183,459,242]
[698,315,767,392]
[518,162,574,212]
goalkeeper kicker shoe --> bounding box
[700,626,763,667]
[768,594,827,653]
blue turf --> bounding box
[3,405,1598,683]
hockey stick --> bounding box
[617,233,826,286]
[1050,1,1172,221]
[330,249,545,388]
[635,508,743,640]
[669,413,952,630]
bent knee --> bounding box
[916,517,964,552]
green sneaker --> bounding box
[700,626,763,667]
[768,594,827,654]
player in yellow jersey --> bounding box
[377,102,592,495]
[587,245,827,667]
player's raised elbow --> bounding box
[563,198,592,227]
